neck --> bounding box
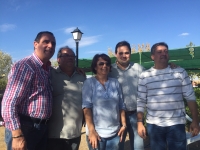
[59,65,75,77]
[34,52,49,64]
[95,74,108,85]
[154,63,168,69]
[116,61,129,70]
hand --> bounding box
[88,130,101,149]
[169,62,179,69]
[12,136,27,150]
[137,122,146,139]
[189,121,200,137]
[76,67,86,77]
[118,126,126,142]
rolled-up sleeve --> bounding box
[2,63,33,130]
[82,78,93,109]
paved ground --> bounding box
[0,126,199,150]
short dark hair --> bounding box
[34,31,55,42]
[57,46,75,58]
[151,42,168,54]
[91,53,112,74]
[115,41,131,54]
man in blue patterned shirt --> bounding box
[2,31,56,150]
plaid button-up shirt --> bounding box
[2,53,53,130]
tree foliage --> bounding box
[0,50,12,77]
[0,50,12,89]
[50,59,58,68]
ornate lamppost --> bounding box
[71,27,83,67]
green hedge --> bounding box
[185,88,200,117]
[185,88,200,130]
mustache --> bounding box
[160,56,167,59]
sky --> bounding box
[0,0,200,62]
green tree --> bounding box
[0,50,12,90]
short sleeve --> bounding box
[82,78,93,109]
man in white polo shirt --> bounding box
[137,42,199,150]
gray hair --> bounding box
[57,46,75,58]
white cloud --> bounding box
[64,27,77,34]
[179,33,189,36]
[0,23,16,32]
[59,35,101,48]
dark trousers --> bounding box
[46,136,81,150]
[5,119,49,150]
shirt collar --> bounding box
[55,66,77,76]
[32,53,51,71]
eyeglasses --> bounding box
[98,62,110,66]
[118,52,130,55]
[59,54,75,58]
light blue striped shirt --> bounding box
[82,77,126,138]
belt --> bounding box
[126,110,137,115]
[19,114,49,124]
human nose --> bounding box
[48,42,56,48]
[122,53,127,57]
[162,51,167,55]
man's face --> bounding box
[151,45,169,65]
[57,49,75,68]
[34,33,56,62]
[115,46,131,66]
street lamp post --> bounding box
[71,27,83,67]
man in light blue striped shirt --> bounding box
[137,42,199,150]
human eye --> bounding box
[125,52,130,54]
[43,40,49,44]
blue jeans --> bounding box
[5,128,12,150]
[119,112,144,150]
[46,136,81,150]
[147,123,186,150]
[86,134,120,150]
[5,119,49,150]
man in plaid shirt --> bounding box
[1,31,56,150]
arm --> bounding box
[82,78,100,149]
[75,67,86,77]
[137,73,147,139]
[83,108,100,149]
[168,62,178,69]
[12,129,26,150]
[2,63,32,149]
[2,63,32,130]
[181,70,199,136]
[116,81,126,141]
[118,110,126,142]
[187,101,200,136]
[137,112,146,139]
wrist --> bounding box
[137,119,143,122]
[121,124,127,128]
[12,129,23,137]
[12,134,24,138]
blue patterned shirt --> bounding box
[2,53,52,130]
[82,77,126,138]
